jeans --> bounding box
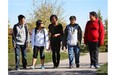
[33,46,45,59]
[15,44,27,69]
[68,44,80,66]
[88,42,99,66]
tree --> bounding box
[28,0,66,30]
[97,9,103,21]
[104,19,108,52]
[97,10,108,52]
[8,21,13,53]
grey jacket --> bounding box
[63,23,82,46]
[12,23,29,45]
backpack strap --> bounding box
[34,28,37,42]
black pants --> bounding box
[50,41,61,67]
[88,42,99,66]
[33,46,45,59]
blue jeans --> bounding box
[68,45,80,66]
[15,44,27,69]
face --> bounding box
[90,14,96,21]
[37,22,44,28]
[51,17,57,24]
[40,22,44,28]
[70,19,76,24]
[19,18,25,25]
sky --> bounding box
[8,0,107,31]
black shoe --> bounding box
[23,66,27,69]
[53,66,57,69]
[76,64,80,68]
[56,63,59,68]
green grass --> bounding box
[97,63,108,75]
[8,52,85,70]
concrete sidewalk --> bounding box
[9,53,107,75]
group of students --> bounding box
[12,11,105,70]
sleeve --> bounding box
[44,29,49,50]
[60,24,63,41]
[99,21,105,45]
[84,22,89,44]
[25,25,29,43]
[48,24,51,33]
[62,26,68,46]
[78,25,82,44]
[31,29,35,49]
[12,25,16,46]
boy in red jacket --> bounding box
[84,11,105,69]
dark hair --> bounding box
[50,15,58,22]
[18,15,25,22]
[36,20,42,27]
[90,11,98,18]
[69,16,76,20]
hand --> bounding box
[13,43,16,49]
[62,46,67,52]
[26,42,28,49]
[53,34,60,37]
[62,45,67,50]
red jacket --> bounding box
[84,18,105,45]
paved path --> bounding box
[9,53,107,75]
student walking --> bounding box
[84,11,105,69]
[30,20,49,69]
[48,15,63,68]
[63,16,82,68]
[12,15,29,70]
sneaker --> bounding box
[94,65,100,69]
[90,65,94,68]
[15,68,20,71]
[41,66,45,69]
[30,66,35,69]
[69,65,74,68]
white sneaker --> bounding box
[95,65,100,69]
[30,66,35,69]
[90,65,94,68]
[15,68,20,71]
[41,66,45,69]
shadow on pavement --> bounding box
[9,70,97,75]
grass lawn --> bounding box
[97,63,108,75]
[8,51,85,70]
